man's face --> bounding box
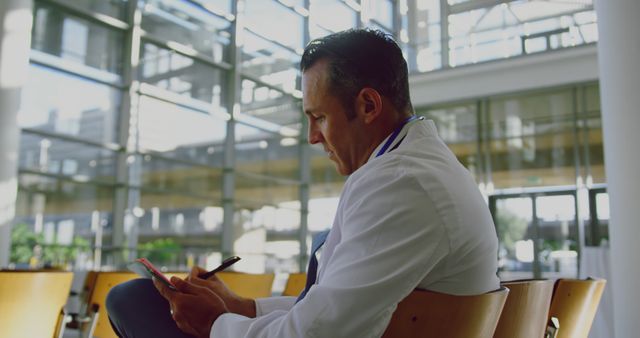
[302,59,369,176]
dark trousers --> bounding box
[106,278,194,338]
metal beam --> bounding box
[111,0,141,268]
[440,0,450,68]
[449,0,518,14]
[221,0,242,258]
[298,0,311,273]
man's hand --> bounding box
[186,266,257,318]
[153,277,228,338]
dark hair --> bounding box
[300,29,413,119]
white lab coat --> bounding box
[210,119,499,338]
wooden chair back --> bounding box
[382,287,509,338]
[217,271,275,299]
[74,270,99,313]
[0,271,73,338]
[282,273,307,297]
[78,270,187,338]
[494,279,554,338]
[548,278,606,338]
[90,272,138,338]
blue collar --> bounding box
[375,115,422,158]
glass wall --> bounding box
[10,0,394,283]
[399,0,597,73]
[488,89,576,189]
[417,82,607,280]
[418,84,603,191]
[15,0,126,270]
[10,0,606,287]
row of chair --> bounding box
[0,270,279,338]
[0,270,604,338]
[75,271,278,338]
[382,278,606,338]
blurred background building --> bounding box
[2,0,638,336]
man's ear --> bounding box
[356,88,383,124]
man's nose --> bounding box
[308,123,323,145]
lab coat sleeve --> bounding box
[210,162,449,338]
[255,296,297,316]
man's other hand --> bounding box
[153,276,227,338]
[186,266,257,318]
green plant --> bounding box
[137,238,181,265]
[496,209,528,255]
[10,223,91,267]
[10,223,41,264]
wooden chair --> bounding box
[217,271,275,299]
[66,270,99,337]
[75,271,189,338]
[548,278,606,338]
[282,273,306,297]
[0,271,73,338]
[382,287,509,338]
[89,271,139,338]
[493,279,554,338]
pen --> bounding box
[198,256,241,279]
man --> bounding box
[107,28,499,338]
